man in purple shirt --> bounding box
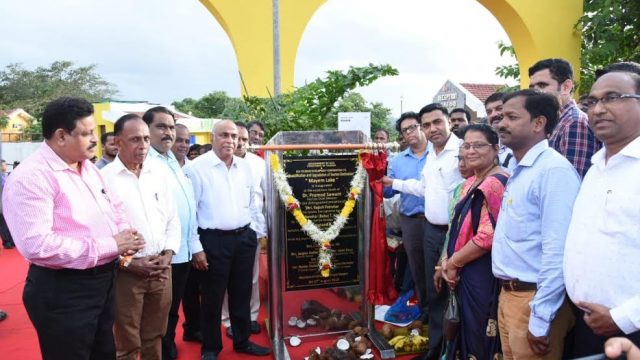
[529,58,601,178]
[2,97,145,360]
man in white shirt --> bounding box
[383,103,464,360]
[172,123,191,168]
[184,120,269,360]
[141,107,203,360]
[222,122,267,338]
[101,114,181,360]
[564,62,640,357]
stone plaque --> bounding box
[283,154,360,291]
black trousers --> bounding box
[423,220,449,354]
[23,261,118,360]
[198,227,257,354]
[163,261,191,345]
[182,266,204,335]
[564,302,640,358]
[0,213,14,245]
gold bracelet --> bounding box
[450,256,464,268]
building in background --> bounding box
[0,108,35,142]
[93,101,221,157]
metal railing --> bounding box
[0,132,43,142]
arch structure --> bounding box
[199,0,582,97]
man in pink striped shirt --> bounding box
[2,97,145,360]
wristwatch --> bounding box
[119,255,133,269]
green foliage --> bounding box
[494,41,521,92]
[576,0,640,94]
[241,63,398,139]
[0,115,8,130]
[0,61,117,118]
[173,64,397,140]
[495,0,639,95]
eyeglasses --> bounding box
[459,142,493,151]
[400,123,420,135]
[582,93,640,110]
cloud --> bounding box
[0,0,514,115]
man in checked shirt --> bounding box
[2,97,145,360]
[529,58,601,178]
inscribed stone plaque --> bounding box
[283,154,360,291]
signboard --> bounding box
[338,112,371,139]
[283,154,360,291]
[432,80,466,112]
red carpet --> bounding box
[0,248,271,360]
[0,248,414,359]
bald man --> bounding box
[184,121,269,360]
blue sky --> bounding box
[0,0,514,116]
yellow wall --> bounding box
[92,102,115,159]
[5,113,30,133]
[477,0,583,87]
[200,0,582,93]
[193,132,212,145]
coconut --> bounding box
[288,316,298,327]
[381,323,394,339]
[296,319,307,329]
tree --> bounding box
[0,61,117,118]
[172,91,233,118]
[495,0,639,95]
[241,63,398,139]
[494,41,520,92]
[576,0,640,94]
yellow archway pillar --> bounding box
[477,0,583,87]
[199,0,326,97]
[200,0,582,95]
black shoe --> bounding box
[183,330,202,342]
[201,351,217,360]
[235,342,271,356]
[250,321,261,334]
[225,326,233,339]
[0,310,7,321]
[162,339,177,360]
[3,242,14,249]
[425,348,441,360]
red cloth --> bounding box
[360,151,398,305]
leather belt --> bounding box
[502,280,537,292]
[31,260,118,276]
[403,213,424,219]
[202,224,251,236]
[427,220,449,232]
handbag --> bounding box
[443,288,460,342]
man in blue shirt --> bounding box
[142,106,203,360]
[383,112,428,315]
[492,89,579,358]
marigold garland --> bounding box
[270,153,367,277]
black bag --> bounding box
[443,288,460,342]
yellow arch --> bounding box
[199,0,582,95]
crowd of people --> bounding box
[0,58,639,360]
[378,59,640,360]
[1,101,270,360]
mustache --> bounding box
[87,143,97,150]
[498,127,510,134]
[162,136,173,141]
[490,114,503,122]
